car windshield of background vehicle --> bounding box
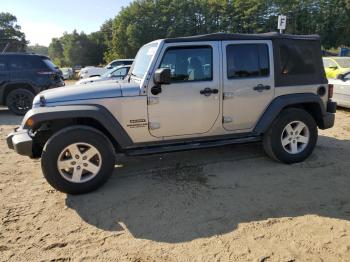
[344,72,350,81]
[131,43,158,79]
[335,58,350,68]
[112,67,128,77]
[102,68,116,78]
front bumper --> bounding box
[7,129,33,157]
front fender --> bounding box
[22,105,133,148]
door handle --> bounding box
[253,84,271,92]
[200,88,219,96]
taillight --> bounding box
[328,84,334,99]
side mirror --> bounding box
[106,65,112,70]
[337,74,345,81]
[154,68,171,85]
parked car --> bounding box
[76,65,131,85]
[79,59,134,79]
[7,32,336,194]
[323,57,350,79]
[328,72,350,108]
[0,53,64,115]
[105,59,133,69]
[61,67,74,80]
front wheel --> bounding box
[6,88,35,115]
[41,126,115,194]
[263,108,318,164]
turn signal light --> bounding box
[25,118,35,128]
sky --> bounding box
[2,0,132,46]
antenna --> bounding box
[2,42,10,53]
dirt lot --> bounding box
[1,107,350,262]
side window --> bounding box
[226,44,270,79]
[29,57,47,69]
[159,46,213,82]
[279,44,315,75]
[0,57,6,72]
[9,56,32,70]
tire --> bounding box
[41,126,115,194]
[263,108,318,164]
[6,88,35,115]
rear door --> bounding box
[0,56,9,88]
[222,41,274,131]
[9,55,36,84]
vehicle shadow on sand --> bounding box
[0,108,23,125]
[66,135,350,243]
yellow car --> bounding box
[323,57,350,79]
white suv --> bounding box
[79,59,133,79]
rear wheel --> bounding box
[6,88,35,115]
[41,126,115,194]
[263,108,318,164]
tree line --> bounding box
[2,0,350,67]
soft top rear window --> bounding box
[279,44,315,75]
[274,39,327,87]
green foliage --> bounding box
[106,0,350,58]
[47,0,350,65]
[0,12,27,52]
[48,38,64,67]
[26,44,48,56]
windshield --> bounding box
[334,58,350,68]
[101,67,116,78]
[131,42,158,79]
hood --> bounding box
[33,81,141,106]
[76,76,101,85]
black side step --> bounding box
[126,136,261,156]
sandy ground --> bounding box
[0,106,350,262]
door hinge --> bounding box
[223,116,233,123]
[147,97,159,105]
[223,92,234,100]
[149,122,160,130]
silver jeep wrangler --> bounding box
[7,33,337,194]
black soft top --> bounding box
[164,32,320,43]
[164,32,326,87]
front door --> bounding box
[222,41,274,131]
[147,43,220,138]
